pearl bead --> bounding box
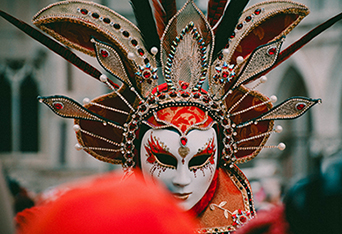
[83,98,90,105]
[275,125,283,133]
[150,47,158,55]
[260,76,267,83]
[222,48,229,55]
[100,74,108,82]
[270,95,277,103]
[277,143,286,150]
[236,56,244,64]
[73,124,80,132]
[75,143,83,151]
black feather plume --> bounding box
[130,0,160,57]
[213,0,249,58]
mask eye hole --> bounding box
[154,153,177,169]
[188,154,211,169]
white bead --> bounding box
[150,47,158,55]
[83,98,90,105]
[270,95,277,103]
[260,76,267,83]
[73,124,80,132]
[222,48,229,55]
[100,74,108,82]
[127,52,135,60]
[277,143,286,151]
[275,125,283,133]
[75,143,83,151]
[236,56,244,64]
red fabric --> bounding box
[16,171,199,234]
[146,106,214,134]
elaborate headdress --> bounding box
[1,0,341,233]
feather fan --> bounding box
[152,0,177,38]
[130,0,160,54]
[207,0,228,28]
[213,0,249,58]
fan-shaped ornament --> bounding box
[1,0,341,233]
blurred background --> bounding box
[0,0,341,212]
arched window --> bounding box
[0,73,12,152]
[19,74,39,152]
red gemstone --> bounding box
[296,103,306,110]
[181,92,189,98]
[268,47,277,55]
[138,48,144,56]
[142,71,151,79]
[122,31,130,37]
[103,18,110,24]
[53,102,64,110]
[222,71,229,78]
[180,137,187,146]
[245,16,252,22]
[100,49,109,58]
[240,216,247,223]
[254,9,261,15]
[92,12,99,19]
[170,92,177,98]
[131,39,138,47]
[237,23,243,30]
[80,9,88,15]
[181,82,188,90]
[126,144,133,150]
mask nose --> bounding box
[172,164,191,187]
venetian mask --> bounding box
[140,127,218,210]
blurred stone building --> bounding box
[0,0,341,195]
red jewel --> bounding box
[181,82,188,90]
[103,18,110,24]
[240,216,247,223]
[181,92,189,98]
[296,103,306,110]
[142,71,151,79]
[53,102,64,110]
[138,48,144,56]
[268,47,277,55]
[254,9,261,15]
[100,49,109,58]
[222,71,229,78]
[126,144,133,150]
[180,137,187,146]
[80,9,88,15]
[131,39,138,47]
[237,23,243,30]
[92,12,99,19]
[245,15,252,22]
[170,92,177,97]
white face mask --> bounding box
[140,127,218,210]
